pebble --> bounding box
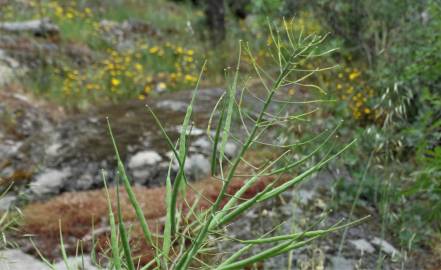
[349,238,375,254]
[0,195,16,211]
[128,151,162,169]
[0,249,47,270]
[30,169,71,196]
[371,237,401,257]
[330,256,354,270]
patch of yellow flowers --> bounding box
[57,41,199,102]
[7,1,201,103]
[335,66,377,122]
[8,0,95,22]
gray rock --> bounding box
[185,154,210,179]
[176,125,205,136]
[156,100,187,112]
[0,50,27,86]
[128,151,162,169]
[132,169,153,184]
[75,174,95,190]
[296,189,316,205]
[0,249,48,270]
[224,142,238,157]
[193,137,212,152]
[371,237,400,257]
[330,256,354,270]
[45,143,62,156]
[0,195,16,211]
[53,255,98,270]
[30,169,70,196]
[349,238,375,254]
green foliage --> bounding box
[269,0,441,253]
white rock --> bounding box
[53,255,98,270]
[224,142,238,157]
[30,169,70,196]
[132,169,151,180]
[330,256,354,270]
[349,239,375,254]
[176,125,205,136]
[0,249,47,270]
[371,237,400,257]
[156,100,187,111]
[128,151,162,169]
[296,189,316,205]
[0,50,26,87]
[193,137,212,151]
[185,154,210,177]
[45,143,62,156]
[0,195,16,211]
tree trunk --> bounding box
[205,0,225,45]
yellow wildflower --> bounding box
[349,70,361,80]
[158,82,167,90]
[149,47,159,54]
[55,6,64,16]
[144,85,152,93]
[111,78,121,87]
[184,75,196,82]
[135,63,143,72]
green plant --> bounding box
[95,23,363,269]
[0,185,18,251]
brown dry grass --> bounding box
[21,173,286,264]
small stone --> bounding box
[371,237,400,257]
[45,143,62,156]
[0,195,16,211]
[128,151,162,169]
[75,174,95,190]
[224,142,237,157]
[296,189,315,205]
[330,256,354,270]
[185,154,210,179]
[156,100,187,112]
[30,168,70,196]
[53,255,98,270]
[0,249,47,270]
[132,169,152,182]
[193,137,211,151]
[349,238,375,254]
